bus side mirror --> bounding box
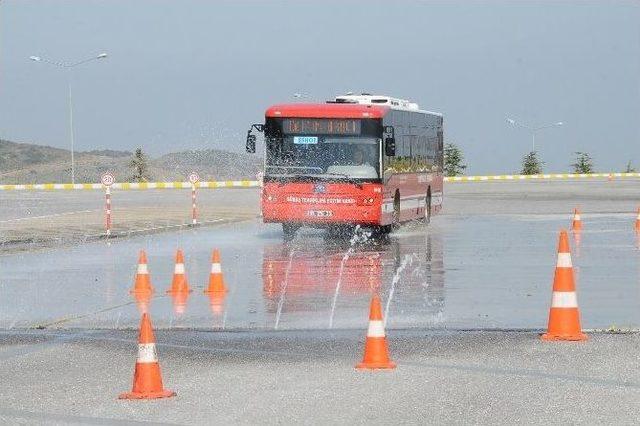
[385,137,396,156]
[246,132,256,153]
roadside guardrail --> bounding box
[0,180,260,191]
[0,172,639,190]
[444,172,640,182]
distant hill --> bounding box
[0,139,262,184]
[83,149,132,158]
[0,139,72,171]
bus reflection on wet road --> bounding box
[261,227,445,330]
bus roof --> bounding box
[265,103,389,119]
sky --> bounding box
[0,0,638,174]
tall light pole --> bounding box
[507,118,563,153]
[30,53,107,184]
[507,118,564,152]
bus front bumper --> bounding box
[262,203,382,226]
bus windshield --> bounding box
[265,136,381,179]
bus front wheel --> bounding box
[392,193,401,230]
[282,223,300,241]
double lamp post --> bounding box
[506,117,563,153]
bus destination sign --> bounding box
[282,119,361,135]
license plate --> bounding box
[294,136,318,145]
[307,210,333,217]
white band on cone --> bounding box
[573,214,581,220]
[137,343,158,363]
[551,291,578,308]
[211,263,222,274]
[556,253,572,268]
[367,320,386,338]
[174,263,185,274]
[137,264,149,274]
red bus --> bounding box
[246,94,444,238]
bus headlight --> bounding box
[360,197,375,205]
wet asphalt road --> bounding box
[1,180,639,331]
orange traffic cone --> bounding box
[204,249,227,293]
[130,250,154,294]
[356,294,396,370]
[166,249,192,294]
[119,313,176,399]
[541,230,587,341]
[634,207,640,232]
[571,208,582,231]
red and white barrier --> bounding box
[188,172,200,226]
[191,184,197,225]
[101,172,115,237]
[105,186,112,236]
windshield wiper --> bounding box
[323,172,351,179]
[323,173,364,188]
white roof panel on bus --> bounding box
[331,93,442,117]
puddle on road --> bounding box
[0,214,638,330]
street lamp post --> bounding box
[30,53,107,184]
[506,118,563,153]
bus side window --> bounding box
[410,135,418,168]
[402,135,410,159]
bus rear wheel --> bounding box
[373,225,392,237]
[420,189,432,224]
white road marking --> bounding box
[0,209,95,223]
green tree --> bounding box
[129,147,150,182]
[624,160,636,173]
[443,143,467,177]
[521,151,543,175]
[571,152,594,174]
